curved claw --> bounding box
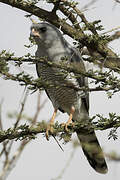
[61,122,74,132]
[62,106,75,132]
[46,109,57,140]
[46,124,54,140]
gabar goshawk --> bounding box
[30,22,108,174]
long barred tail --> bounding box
[77,130,108,174]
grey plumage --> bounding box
[30,22,108,174]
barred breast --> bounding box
[36,62,80,114]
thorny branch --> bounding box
[0,112,120,143]
[0,0,118,59]
[1,51,120,72]
[1,54,120,95]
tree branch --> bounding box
[0,112,120,143]
[109,31,120,41]
[0,0,117,59]
[114,0,120,3]
[1,55,120,94]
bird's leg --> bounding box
[62,106,75,132]
[46,109,57,140]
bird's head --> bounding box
[30,22,62,47]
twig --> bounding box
[109,31,120,41]
[81,0,97,10]
[32,92,41,124]
[6,89,29,155]
[102,26,120,35]
[114,0,120,3]
[61,0,98,35]
[0,100,9,167]
[0,92,42,180]
[105,151,120,161]
[0,99,4,130]
[58,3,81,30]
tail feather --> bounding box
[77,131,108,174]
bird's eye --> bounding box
[40,27,47,32]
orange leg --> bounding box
[62,106,75,131]
[46,109,57,140]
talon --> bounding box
[46,124,54,140]
[45,109,57,141]
[61,122,74,132]
[61,106,75,132]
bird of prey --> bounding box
[30,22,108,174]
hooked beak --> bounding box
[30,28,40,38]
